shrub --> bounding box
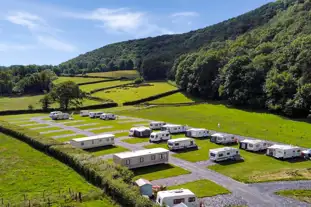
[134,77,144,84]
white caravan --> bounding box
[80,110,89,117]
[167,138,198,151]
[89,112,103,118]
[239,139,269,152]
[150,131,171,143]
[266,144,302,159]
[156,189,199,207]
[210,133,237,145]
[129,127,152,137]
[209,147,241,162]
[161,124,187,134]
[113,148,169,169]
[49,111,62,118]
[149,121,166,130]
[100,113,116,120]
[185,128,209,138]
[51,112,70,120]
[70,134,115,149]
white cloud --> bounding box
[171,12,199,17]
[37,35,76,52]
[0,43,34,52]
[6,11,47,31]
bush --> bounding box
[134,77,144,84]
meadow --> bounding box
[148,92,199,104]
[79,80,132,93]
[83,70,139,79]
[53,76,105,84]
[276,190,311,204]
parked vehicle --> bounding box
[80,110,89,117]
[239,139,269,152]
[210,133,237,145]
[100,113,116,120]
[129,127,152,137]
[150,121,166,130]
[266,144,302,159]
[185,128,209,138]
[209,147,241,162]
[70,134,114,149]
[156,189,199,207]
[51,112,70,120]
[150,131,171,143]
[89,112,103,118]
[161,124,187,134]
[167,138,198,151]
[302,149,311,159]
[49,111,62,118]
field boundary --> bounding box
[144,102,205,106]
[77,78,124,86]
[90,83,134,94]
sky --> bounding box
[0,0,274,66]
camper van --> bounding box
[51,112,70,120]
[185,128,209,138]
[209,147,241,162]
[129,127,152,138]
[210,133,237,145]
[49,111,62,118]
[266,144,302,159]
[167,138,198,151]
[150,131,171,143]
[113,148,169,169]
[100,113,116,120]
[89,112,103,118]
[70,134,115,149]
[80,110,89,117]
[239,139,269,152]
[156,189,199,207]
[149,121,166,130]
[161,124,187,134]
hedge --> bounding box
[77,79,123,86]
[0,121,156,207]
[90,83,134,94]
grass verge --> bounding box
[276,190,311,204]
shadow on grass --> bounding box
[216,159,245,166]
[172,147,199,154]
[85,145,119,153]
[285,157,308,163]
[132,164,174,176]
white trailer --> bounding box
[156,189,199,207]
[51,112,70,120]
[89,112,103,118]
[149,121,166,130]
[70,134,115,149]
[239,139,269,152]
[129,127,152,137]
[210,133,237,145]
[209,147,241,162]
[266,144,302,159]
[150,131,171,143]
[167,138,198,151]
[80,110,89,117]
[100,113,116,120]
[49,111,62,118]
[113,148,169,169]
[185,128,209,138]
[161,124,187,134]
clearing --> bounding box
[276,190,311,204]
[83,70,139,79]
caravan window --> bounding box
[160,154,166,159]
[81,142,84,146]
[173,198,185,205]
[210,153,215,157]
[189,197,196,202]
[140,157,144,163]
[125,160,130,165]
[92,140,94,144]
[174,128,177,130]
[175,143,180,146]
[297,150,301,152]
[227,152,230,155]
[99,139,102,142]
[219,153,223,157]
[151,155,156,160]
[249,144,253,148]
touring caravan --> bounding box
[150,131,171,143]
[185,128,209,138]
[210,133,237,145]
[266,144,302,159]
[161,124,187,134]
[70,134,115,149]
[51,112,70,120]
[149,121,166,130]
[49,111,62,118]
[209,147,241,162]
[302,149,311,159]
[239,139,269,152]
[80,110,89,117]
[100,113,116,120]
[129,127,152,138]
[167,138,198,151]
[113,148,169,169]
[156,189,199,207]
[89,112,103,118]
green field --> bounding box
[276,190,311,204]
[149,92,198,104]
[53,77,105,84]
[167,180,230,198]
[84,70,139,79]
[86,145,128,156]
[80,80,132,93]
[93,82,177,104]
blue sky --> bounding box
[0,0,273,66]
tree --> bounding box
[125,59,134,70]
[40,93,53,110]
[119,60,126,70]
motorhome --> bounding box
[149,121,166,130]
[51,112,70,120]
[150,131,171,143]
[161,124,187,134]
[209,147,241,162]
[89,112,103,118]
[239,139,269,152]
[113,148,169,169]
[80,110,89,117]
[49,111,62,118]
[210,133,237,145]
[100,113,116,120]
[129,127,152,138]
[266,144,302,159]
[167,138,198,151]
[156,189,199,207]
[185,128,209,138]
[70,134,115,149]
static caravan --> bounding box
[89,112,103,118]
[150,121,166,130]
[266,144,302,159]
[100,113,116,120]
[129,127,152,138]
[156,189,199,207]
[239,139,269,152]
[302,149,311,159]
[113,148,169,169]
[209,147,241,162]
[185,128,209,138]
[51,112,70,120]
[150,131,171,143]
[80,110,89,117]
[70,134,115,149]
[210,133,237,145]
[49,111,62,118]
[167,138,198,151]
[161,124,187,134]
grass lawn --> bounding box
[124,134,186,144]
[276,190,311,204]
[92,82,177,104]
[86,145,128,156]
[53,77,105,84]
[133,164,190,181]
[57,134,87,142]
[83,70,139,79]
[115,132,130,137]
[149,92,198,104]
[80,80,132,93]
[42,130,76,138]
[76,198,118,207]
[32,127,64,132]
[167,180,230,198]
